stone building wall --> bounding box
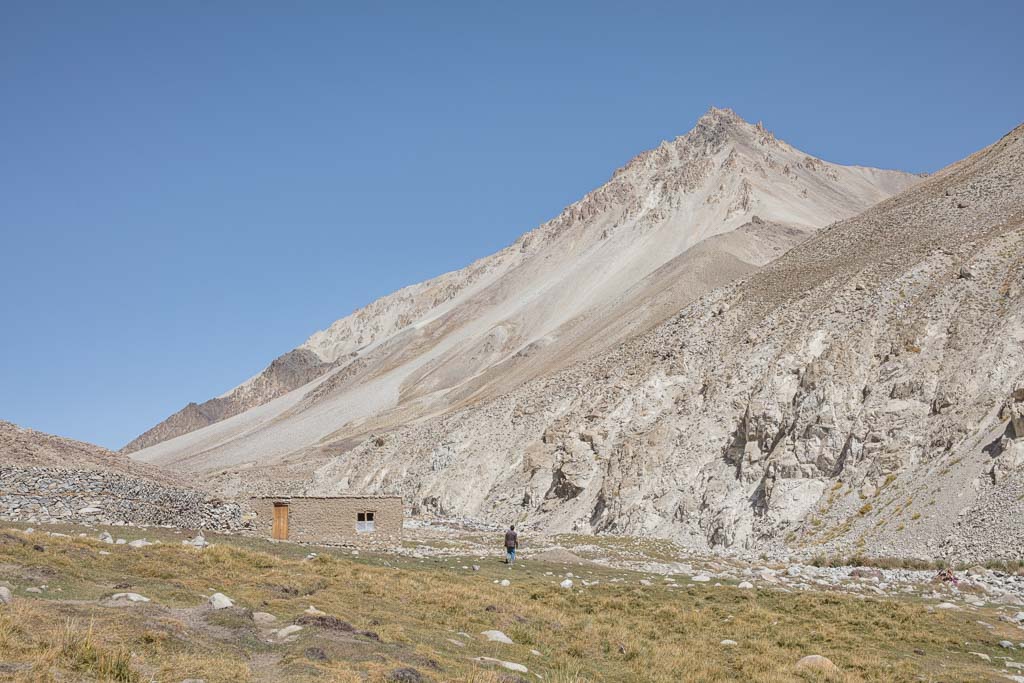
[0,466,243,530]
[248,496,403,546]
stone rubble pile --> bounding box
[0,466,243,530]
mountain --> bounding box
[127,108,918,476]
[304,121,1023,562]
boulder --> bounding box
[481,630,514,644]
[209,592,234,609]
[796,655,839,673]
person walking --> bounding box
[504,525,519,565]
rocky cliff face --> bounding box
[301,123,1024,562]
[129,108,918,468]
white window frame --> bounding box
[356,510,376,533]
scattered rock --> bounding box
[253,612,277,625]
[110,592,150,603]
[500,579,510,587]
[737,581,754,589]
[385,667,423,682]
[482,630,514,644]
[304,647,328,662]
[275,625,303,640]
[796,655,839,673]
[98,532,114,544]
[0,587,12,604]
[473,657,527,673]
[720,639,738,646]
[209,592,234,609]
[127,539,153,548]
[560,579,573,589]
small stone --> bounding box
[500,579,510,587]
[720,639,738,646]
[253,612,277,624]
[1001,641,1016,649]
[560,579,574,589]
[209,592,233,609]
[275,625,303,639]
[111,592,150,603]
[25,587,43,594]
[385,667,423,682]
[0,587,12,604]
[639,579,652,586]
[692,575,711,583]
[304,647,328,662]
[935,602,959,610]
[127,539,152,548]
[796,655,839,672]
[98,532,114,544]
[737,581,754,589]
[304,605,326,616]
[473,657,527,673]
[481,630,514,644]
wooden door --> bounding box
[272,503,289,540]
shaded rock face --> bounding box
[121,349,333,453]
[307,123,1024,562]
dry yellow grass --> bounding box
[0,525,1017,682]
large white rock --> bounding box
[0,587,12,604]
[560,579,574,589]
[209,592,234,609]
[474,657,527,673]
[481,630,513,644]
[111,592,150,603]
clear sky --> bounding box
[1,1,1022,450]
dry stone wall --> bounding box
[0,466,243,530]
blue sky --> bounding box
[1,1,1022,450]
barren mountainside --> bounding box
[300,122,1024,562]
[127,108,918,462]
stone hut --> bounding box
[248,495,403,546]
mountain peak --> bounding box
[698,106,744,124]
